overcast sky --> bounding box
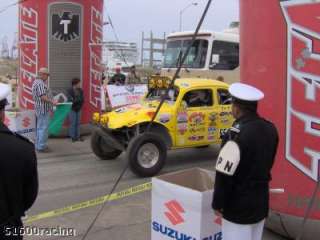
[0,0,239,48]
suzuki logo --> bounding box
[164,200,185,226]
[23,117,31,128]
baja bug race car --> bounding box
[91,76,234,177]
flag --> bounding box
[49,103,72,136]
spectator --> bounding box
[32,67,56,153]
[0,83,38,240]
[67,78,84,142]
[108,66,126,85]
[126,65,141,85]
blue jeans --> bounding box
[36,113,50,151]
[69,110,81,140]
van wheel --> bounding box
[91,130,122,160]
[127,132,167,177]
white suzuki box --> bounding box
[152,168,222,240]
[4,110,36,142]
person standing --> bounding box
[108,66,126,85]
[126,65,141,85]
[212,83,279,240]
[0,83,39,240]
[32,67,56,153]
[67,78,84,142]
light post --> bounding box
[179,2,198,31]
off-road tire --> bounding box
[127,132,167,177]
[91,129,122,160]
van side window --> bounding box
[217,89,232,105]
[183,89,213,108]
[211,41,239,70]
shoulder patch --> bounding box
[15,133,33,144]
[216,140,240,176]
[230,126,240,134]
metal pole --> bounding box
[179,2,198,31]
[179,10,182,31]
[150,31,153,67]
[141,31,144,65]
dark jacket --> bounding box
[0,123,38,238]
[212,113,279,224]
[108,73,126,85]
[67,88,84,112]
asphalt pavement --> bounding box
[23,137,288,240]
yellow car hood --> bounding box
[106,101,175,129]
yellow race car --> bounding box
[91,76,234,177]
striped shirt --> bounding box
[32,79,53,115]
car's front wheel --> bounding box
[127,132,167,177]
[91,129,122,160]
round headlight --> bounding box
[149,79,156,88]
[93,113,100,123]
[100,114,109,125]
[156,79,163,88]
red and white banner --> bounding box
[19,4,38,109]
[241,0,320,222]
[282,1,320,182]
[19,0,103,123]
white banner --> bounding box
[105,84,148,109]
[4,110,36,142]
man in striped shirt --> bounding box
[32,68,57,152]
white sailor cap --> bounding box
[229,83,264,103]
[0,83,10,108]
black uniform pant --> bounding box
[1,218,23,240]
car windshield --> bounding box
[146,87,179,102]
[163,39,208,68]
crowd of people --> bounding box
[108,65,141,86]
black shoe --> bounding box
[78,137,84,142]
[72,138,77,142]
[37,147,51,153]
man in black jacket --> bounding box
[212,83,279,240]
[108,66,126,86]
[0,83,39,240]
[67,78,84,142]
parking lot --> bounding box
[24,137,287,240]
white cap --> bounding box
[229,83,264,102]
[0,83,10,107]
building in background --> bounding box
[141,31,166,68]
[11,32,18,59]
[1,36,10,59]
[102,41,138,71]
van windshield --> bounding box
[163,39,208,69]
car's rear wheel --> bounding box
[91,129,122,160]
[127,132,167,177]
